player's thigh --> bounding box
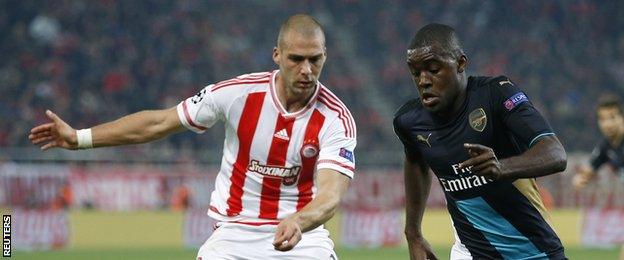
[197,224,338,260]
[196,225,233,260]
[196,224,271,260]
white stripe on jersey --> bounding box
[177,70,356,223]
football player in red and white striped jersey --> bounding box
[29,14,356,259]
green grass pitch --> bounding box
[14,246,620,259]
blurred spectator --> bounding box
[28,14,60,45]
[171,184,190,212]
[51,180,72,210]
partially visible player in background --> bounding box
[572,94,624,260]
[573,95,624,187]
[28,14,356,260]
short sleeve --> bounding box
[589,143,608,170]
[492,76,554,147]
[176,84,222,133]
[393,116,419,154]
[316,118,357,179]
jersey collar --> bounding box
[269,70,320,118]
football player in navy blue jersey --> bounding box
[572,95,624,260]
[573,95,624,187]
[393,23,568,260]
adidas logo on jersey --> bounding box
[274,129,290,141]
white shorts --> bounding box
[197,222,338,260]
[450,241,472,260]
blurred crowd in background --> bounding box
[2,0,624,164]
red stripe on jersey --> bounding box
[212,78,270,92]
[221,72,271,83]
[211,73,271,91]
[230,221,280,226]
[214,73,271,87]
[258,115,295,219]
[323,87,356,137]
[226,92,266,216]
[182,101,208,131]
[297,109,325,210]
[318,96,350,137]
[317,159,355,172]
[234,72,272,81]
[319,89,356,137]
[321,86,356,123]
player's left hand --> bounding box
[273,215,302,251]
[460,143,503,180]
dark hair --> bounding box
[597,94,623,114]
[408,23,464,58]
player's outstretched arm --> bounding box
[572,165,595,189]
[272,169,350,252]
[29,107,185,150]
[404,150,438,260]
[460,135,567,180]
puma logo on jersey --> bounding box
[417,133,432,147]
[274,129,290,141]
[498,79,513,86]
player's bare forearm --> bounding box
[30,108,184,151]
[403,150,432,241]
[91,107,185,147]
[288,169,350,232]
[403,150,437,260]
[273,169,349,251]
[499,135,567,179]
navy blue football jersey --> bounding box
[590,139,624,183]
[394,76,566,259]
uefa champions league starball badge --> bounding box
[300,140,319,158]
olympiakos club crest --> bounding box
[469,108,487,132]
[300,139,319,159]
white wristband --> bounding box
[76,129,93,149]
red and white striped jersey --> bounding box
[176,70,357,223]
